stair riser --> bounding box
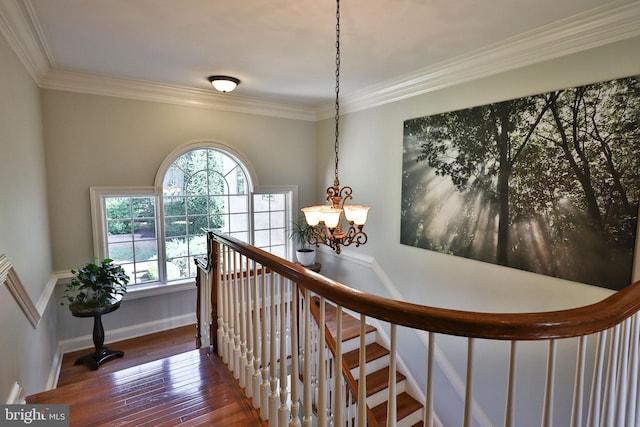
[366,379,407,408]
[398,409,423,427]
[350,353,390,381]
[340,330,377,354]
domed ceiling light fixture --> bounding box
[301,0,371,254]
[208,75,240,93]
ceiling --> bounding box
[3,0,640,117]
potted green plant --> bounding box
[290,216,316,266]
[61,258,130,312]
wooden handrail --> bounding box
[209,230,640,341]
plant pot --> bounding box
[296,248,316,266]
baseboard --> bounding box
[46,344,65,391]
[58,312,196,354]
[6,382,24,404]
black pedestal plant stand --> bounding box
[71,297,124,370]
[62,258,130,371]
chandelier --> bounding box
[301,0,371,254]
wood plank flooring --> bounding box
[27,326,266,426]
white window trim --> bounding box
[90,186,159,258]
[254,185,298,261]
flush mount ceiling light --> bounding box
[207,75,240,93]
[300,0,371,254]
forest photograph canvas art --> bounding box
[401,76,639,290]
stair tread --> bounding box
[356,366,406,397]
[371,391,423,425]
[343,342,389,370]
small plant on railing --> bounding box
[290,216,316,266]
[61,258,129,310]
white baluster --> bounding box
[289,283,301,427]
[626,314,639,427]
[615,318,632,427]
[334,305,343,427]
[603,325,621,426]
[279,278,291,427]
[318,297,326,426]
[261,268,271,420]
[233,251,242,379]
[302,289,313,427]
[464,338,474,427]
[227,249,236,371]
[239,254,248,388]
[571,336,587,427]
[425,332,434,427]
[217,245,227,359]
[542,339,557,427]
[245,259,255,399]
[269,273,280,427]
[387,323,397,427]
[505,340,517,427]
[357,315,367,427]
[587,330,607,426]
[253,263,263,408]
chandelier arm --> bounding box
[341,224,368,248]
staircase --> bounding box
[316,299,424,427]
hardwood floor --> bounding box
[27,325,266,426]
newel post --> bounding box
[209,231,220,353]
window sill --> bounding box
[125,279,196,301]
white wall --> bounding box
[317,36,640,426]
[0,31,57,401]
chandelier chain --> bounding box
[334,0,341,188]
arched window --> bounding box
[91,141,294,288]
[160,145,252,279]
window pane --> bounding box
[189,235,207,257]
[229,213,249,232]
[165,217,187,237]
[107,220,131,238]
[187,196,208,215]
[254,211,270,230]
[254,229,270,248]
[209,196,226,214]
[189,216,209,234]
[134,240,157,261]
[163,165,187,196]
[108,241,134,263]
[134,219,156,238]
[132,197,155,218]
[168,256,189,279]
[106,197,131,219]
[210,213,227,232]
[270,211,285,228]
[187,171,208,196]
[164,196,186,216]
[229,195,248,214]
[271,228,286,246]
[208,171,226,195]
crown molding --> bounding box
[40,69,318,121]
[319,0,640,119]
[0,0,50,81]
[2,0,638,122]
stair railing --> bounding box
[197,230,640,427]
